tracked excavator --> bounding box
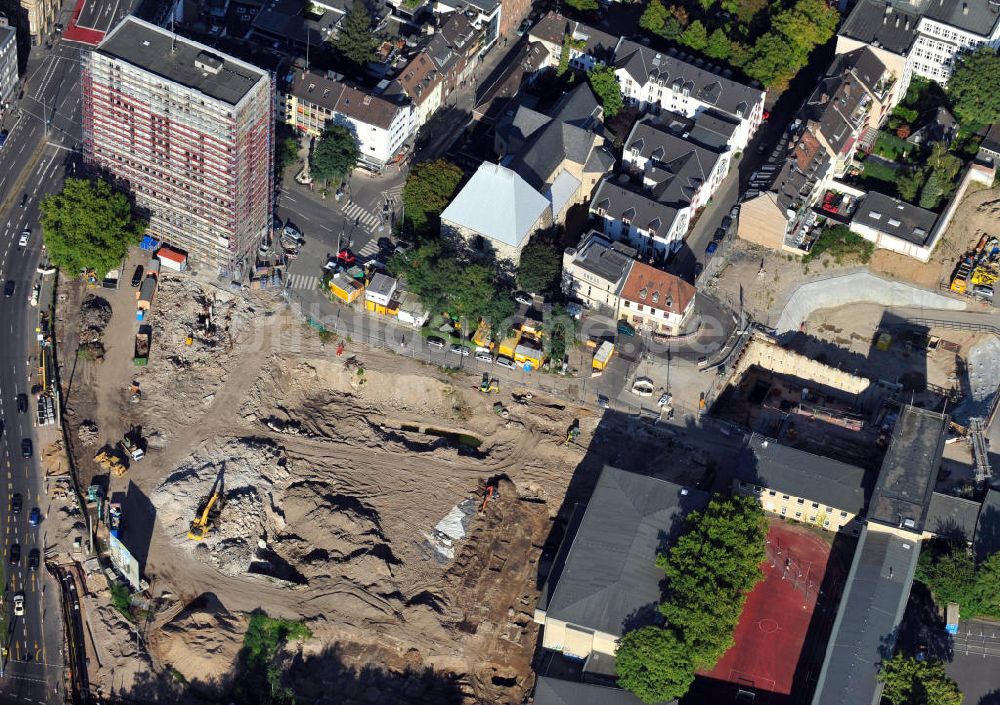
[188,474,224,541]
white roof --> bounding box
[546,170,581,218]
[441,163,551,249]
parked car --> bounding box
[377,237,394,252]
[597,395,610,409]
[17,393,27,412]
[475,351,493,363]
[28,507,41,526]
[426,336,446,349]
[281,224,303,243]
[713,227,726,241]
[514,292,533,305]
[449,344,470,357]
[21,438,32,458]
[13,593,23,616]
[720,216,733,230]
[4,280,14,298]
[517,17,532,35]
[617,320,636,337]
[8,543,19,565]
[19,228,30,247]
[729,205,740,219]
[131,265,144,287]
[706,241,719,256]
[11,493,22,514]
[494,356,517,369]
[974,284,994,299]
[337,249,356,265]
[28,549,39,570]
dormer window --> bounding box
[666,294,673,308]
[652,292,659,303]
[639,287,648,299]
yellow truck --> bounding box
[593,341,614,370]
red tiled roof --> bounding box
[619,261,695,315]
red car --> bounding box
[337,249,356,265]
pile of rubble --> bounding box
[78,295,113,357]
[78,420,99,446]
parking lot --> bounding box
[947,619,1000,705]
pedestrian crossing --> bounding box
[341,202,381,231]
[357,239,380,258]
[286,273,319,290]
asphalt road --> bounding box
[0,9,110,700]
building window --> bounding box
[768,490,776,497]
[840,511,848,518]
[809,515,816,522]
[781,507,787,515]
[825,506,833,513]
[795,511,802,518]
[797,498,804,505]
[623,301,630,308]
[782,495,789,500]
[811,502,819,509]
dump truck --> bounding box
[951,262,973,293]
[134,330,150,366]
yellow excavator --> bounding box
[188,474,224,541]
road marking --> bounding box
[285,273,319,290]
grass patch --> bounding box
[109,581,132,619]
[803,225,874,265]
[234,612,312,705]
[859,158,899,182]
[873,132,911,161]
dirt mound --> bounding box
[79,295,112,343]
[153,594,248,694]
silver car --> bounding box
[494,356,517,370]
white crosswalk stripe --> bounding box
[286,273,319,290]
[357,240,379,257]
[342,203,381,230]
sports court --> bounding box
[701,518,832,696]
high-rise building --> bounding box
[0,15,18,108]
[83,16,274,271]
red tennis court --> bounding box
[700,518,832,695]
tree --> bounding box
[640,0,668,34]
[947,47,1000,127]
[333,0,377,67]
[970,551,1000,617]
[744,32,806,88]
[879,654,963,705]
[39,177,145,275]
[773,0,839,52]
[588,65,623,118]
[309,124,359,185]
[705,28,731,60]
[517,237,562,293]
[662,16,684,39]
[401,159,464,237]
[696,0,714,9]
[679,20,708,51]
[896,124,912,139]
[727,40,751,68]
[277,135,301,171]
[896,169,925,203]
[564,0,599,10]
[919,171,944,209]
[616,627,695,704]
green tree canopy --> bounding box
[919,171,944,209]
[564,0,598,10]
[309,124,359,184]
[516,237,562,293]
[333,0,378,67]
[947,47,1000,127]
[588,65,623,118]
[896,169,925,203]
[916,540,1000,619]
[40,177,145,275]
[878,653,963,705]
[705,28,731,60]
[277,134,301,171]
[616,627,695,704]
[744,32,806,88]
[401,159,464,237]
[679,20,708,51]
[773,0,838,51]
[639,0,668,35]
[662,16,684,40]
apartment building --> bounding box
[528,12,618,72]
[617,261,695,335]
[561,231,635,312]
[280,69,412,169]
[83,16,274,271]
[614,39,765,154]
[733,434,869,534]
[0,15,16,107]
[837,0,1000,96]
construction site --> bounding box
[43,247,726,703]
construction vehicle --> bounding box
[492,402,509,419]
[119,430,144,462]
[480,483,497,513]
[94,447,128,477]
[134,328,150,365]
[479,373,499,393]
[108,502,122,537]
[188,475,224,541]
[127,381,141,403]
[971,266,998,287]
[951,261,973,293]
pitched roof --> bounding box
[811,526,921,705]
[619,261,695,316]
[534,677,658,705]
[528,12,619,58]
[392,51,441,105]
[975,488,1000,562]
[838,0,919,55]
[851,191,938,246]
[919,0,1000,36]
[285,70,405,129]
[736,434,870,515]
[441,163,550,248]
[831,47,890,95]
[868,406,948,534]
[625,119,723,208]
[566,231,635,285]
[982,123,1000,155]
[926,492,982,541]
[591,179,679,238]
[539,466,708,638]
[614,39,763,120]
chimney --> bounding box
[883,14,888,23]
[896,15,900,26]
[962,2,968,13]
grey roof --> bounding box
[441,163,550,248]
[868,406,948,533]
[919,0,1000,36]
[626,119,723,208]
[0,22,14,48]
[497,104,551,152]
[529,12,619,59]
[539,466,709,638]
[982,123,1000,155]
[975,488,1000,562]
[830,47,890,96]
[805,65,879,157]
[926,492,982,541]
[838,0,919,55]
[773,128,831,214]
[366,272,397,298]
[98,16,268,106]
[614,39,763,120]
[852,192,938,246]
[811,526,921,705]
[592,179,679,238]
[736,434,870,515]
[534,677,657,705]
[566,232,635,285]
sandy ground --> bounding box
[55,251,710,703]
